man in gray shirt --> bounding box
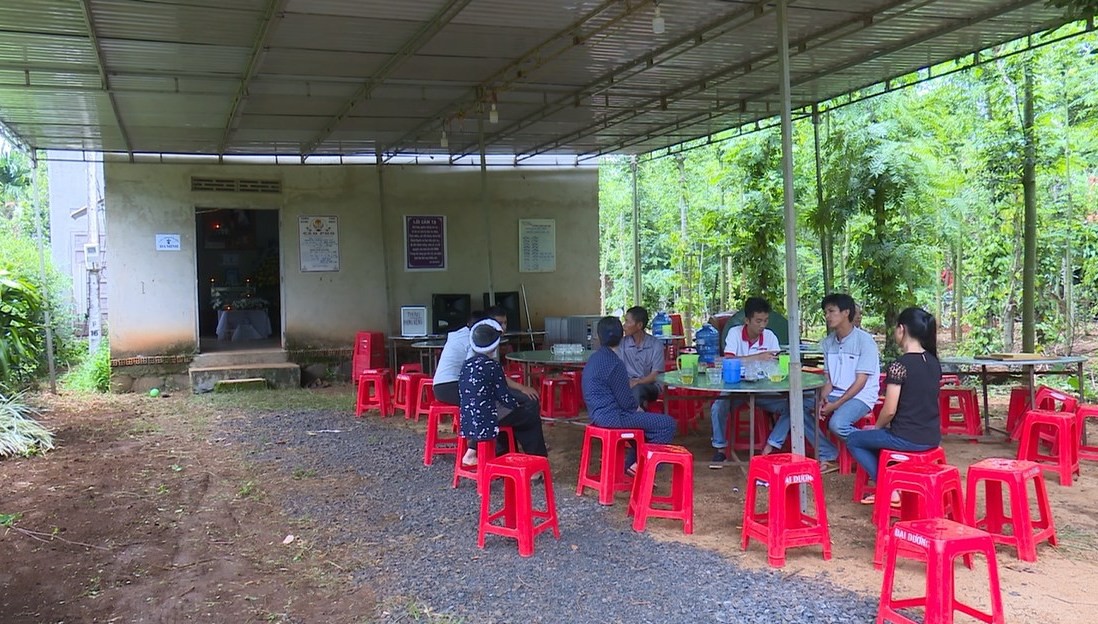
[618,306,666,409]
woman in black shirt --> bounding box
[846,307,942,504]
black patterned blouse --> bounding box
[458,354,519,442]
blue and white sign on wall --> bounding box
[155,233,181,251]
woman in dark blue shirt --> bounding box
[582,316,676,476]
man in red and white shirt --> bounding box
[708,297,785,468]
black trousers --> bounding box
[433,382,547,456]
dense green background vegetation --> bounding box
[599,24,1098,358]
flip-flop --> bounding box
[461,460,478,469]
[625,463,638,478]
[818,461,839,475]
[862,493,902,507]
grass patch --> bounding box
[375,598,466,624]
[193,387,354,413]
[61,340,111,393]
[0,392,55,457]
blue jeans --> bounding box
[768,393,839,461]
[845,428,936,482]
[710,397,789,449]
[806,395,872,439]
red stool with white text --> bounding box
[852,446,947,506]
[628,444,694,534]
[741,453,831,568]
[877,518,1004,624]
[873,462,967,569]
[478,454,561,557]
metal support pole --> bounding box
[31,153,57,393]
[375,147,395,335]
[86,157,103,354]
[479,116,495,301]
[631,156,642,306]
[777,0,805,458]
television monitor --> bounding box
[432,293,472,334]
[483,291,521,331]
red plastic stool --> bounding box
[411,378,435,423]
[873,462,967,569]
[939,387,982,436]
[575,425,644,505]
[838,415,877,475]
[478,454,561,557]
[741,453,832,568]
[666,386,710,435]
[939,374,961,387]
[560,370,585,409]
[965,458,1057,561]
[1078,404,1098,462]
[1016,409,1079,486]
[423,402,459,466]
[393,372,428,419]
[539,376,580,418]
[452,426,517,495]
[1035,385,1079,413]
[355,370,393,417]
[726,404,772,452]
[1006,386,1032,440]
[878,518,1004,624]
[627,444,694,534]
[852,446,947,505]
[399,363,423,374]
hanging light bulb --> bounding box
[489,102,499,124]
[440,129,448,148]
[652,6,665,34]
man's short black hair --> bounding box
[821,293,857,323]
[743,297,771,319]
[485,305,508,321]
[625,306,649,329]
[466,309,486,327]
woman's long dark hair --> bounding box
[897,307,937,357]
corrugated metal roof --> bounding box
[0,0,1079,158]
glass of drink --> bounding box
[680,366,696,385]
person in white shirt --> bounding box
[708,297,788,468]
[432,307,543,455]
[764,293,879,472]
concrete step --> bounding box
[189,362,300,392]
[191,349,289,369]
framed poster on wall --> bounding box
[519,218,556,272]
[405,215,447,271]
[298,215,340,272]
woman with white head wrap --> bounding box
[457,319,518,467]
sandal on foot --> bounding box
[625,463,638,478]
[818,461,839,475]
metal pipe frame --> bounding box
[78,0,132,154]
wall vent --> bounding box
[191,177,282,193]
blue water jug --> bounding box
[651,310,672,337]
[722,358,742,384]
[695,323,720,364]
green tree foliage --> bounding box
[599,24,1098,355]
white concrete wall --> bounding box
[103,161,599,356]
[47,153,105,318]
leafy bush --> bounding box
[0,268,44,391]
[0,392,54,458]
[62,339,111,393]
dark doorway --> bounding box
[195,208,281,351]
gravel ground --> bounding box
[230,409,880,624]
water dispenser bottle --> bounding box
[651,310,672,338]
[695,323,720,365]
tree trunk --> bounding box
[813,106,833,294]
[676,154,693,340]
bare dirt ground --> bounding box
[0,391,376,624]
[1,327,1095,623]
